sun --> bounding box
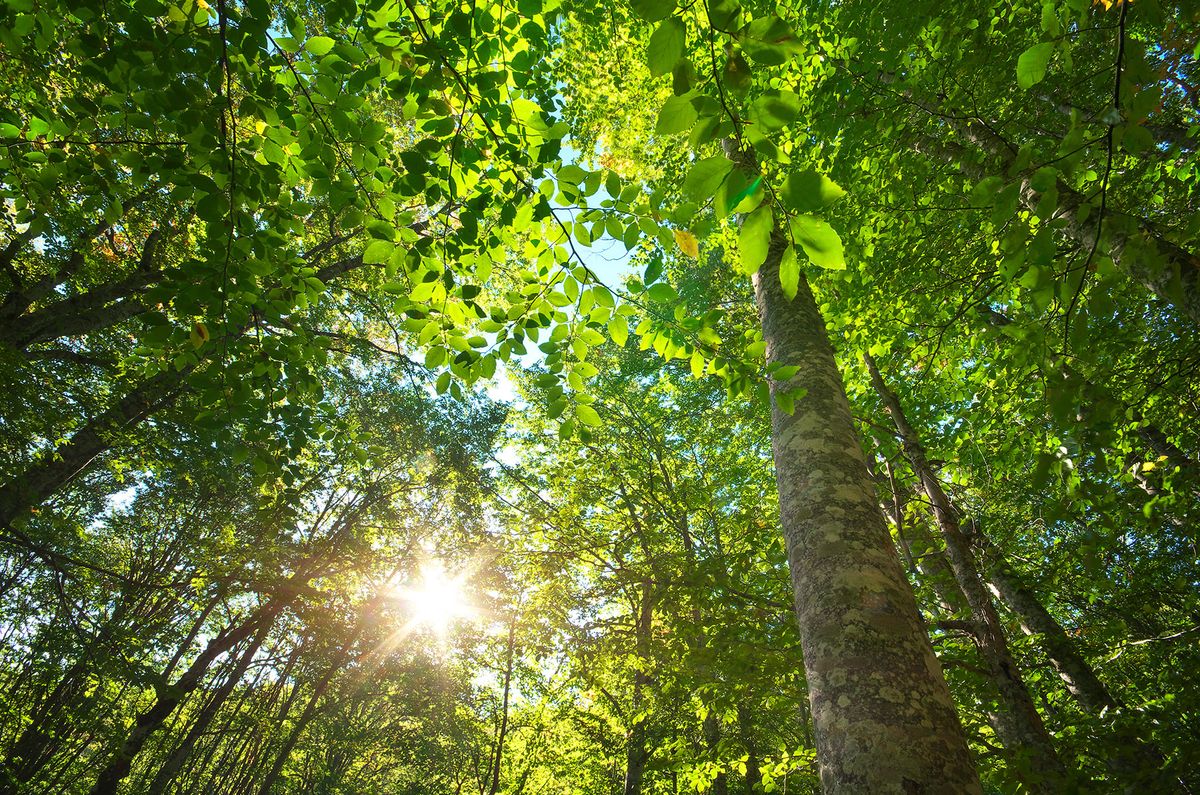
[393,562,475,636]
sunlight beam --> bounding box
[392,562,475,637]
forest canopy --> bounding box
[0,0,1198,792]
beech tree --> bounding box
[2,0,1198,793]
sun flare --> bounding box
[393,563,475,635]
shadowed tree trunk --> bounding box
[865,352,1068,791]
[145,621,271,793]
[0,589,220,793]
[87,602,285,795]
[0,367,191,531]
[736,705,761,793]
[254,664,339,795]
[702,712,728,795]
[969,528,1183,791]
[488,618,517,795]
[623,581,655,795]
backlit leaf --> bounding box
[739,205,773,276]
[674,229,700,258]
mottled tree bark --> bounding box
[971,532,1117,717]
[866,354,1068,791]
[748,214,979,790]
[871,454,961,617]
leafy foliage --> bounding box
[0,0,1198,792]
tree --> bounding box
[2,0,1199,792]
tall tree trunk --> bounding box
[865,352,1067,791]
[872,452,962,617]
[702,712,728,795]
[745,191,979,789]
[253,579,395,795]
[488,619,517,795]
[0,193,152,327]
[146,621,271,794]
[969,529,1183,791]
[1,295,148,350]
[0,367,190,530]
[0,658,90,793]
[87,602,283,795]
[974,536,1116,716]
[0,594,156,792]
[735,705,761,793]
[623,582,654,795]
[254,665,339,795]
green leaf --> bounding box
[576,404,602,427]
[739,205,773,276]
[772,364,800,381]
[775,390,795,415]
[970,176,1004,205]
[656,94,699,135]
[724,52,753,96]
[425,346,447,368]
[644,258,664,284]
[1016,42,1054,90]
[608,316,629,347]
[647,283,678,303]
[647,19,686,77]
[748,90,801,132]
[682,155,735,203]
[630,0,675,22]
[790,215,844,270]
[780,170,845,213]
[363,240,393,264]
[779,245,799,299]
[738,16,800,65]
[728,174,762,209]
[1120,124,1153,154]
[717,171,763,217]
[306,36,335,56]
[708,0,742,30]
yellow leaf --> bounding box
[673,229,699,258]
[190,321,210,348]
